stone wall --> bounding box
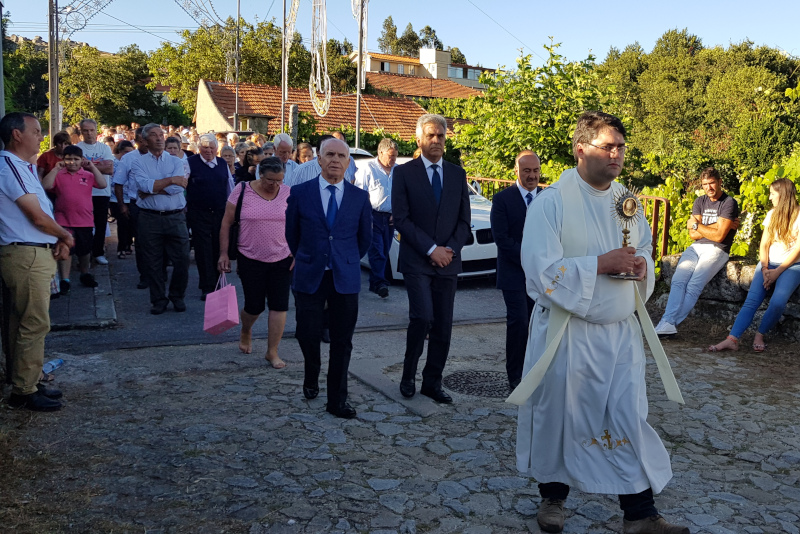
[651,255,800,341]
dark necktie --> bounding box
[526,192,533,206]
[326,184,338,228]
[431,164,442,204]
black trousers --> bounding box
[294,271,359,408]
[91,196,110,258]
[128,202,146,284]
[502,289,535,386]
[186,207,225,295]
[402,272,458,389]
[137,211,190,305]
[109,201,133,252]
[539,483,657,521]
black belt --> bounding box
[7,242,55,249]
[373,210,392,216]
[140,208,184,216]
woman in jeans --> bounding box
[709,178,800,352]
[218,157,292,368]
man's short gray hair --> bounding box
[273,132,293,148]
[377,138,398,154]
[142,123,163,138]
[415,114,447,139]
[199,134,218,148]
[319,137,348,155]
[79,118,98,129]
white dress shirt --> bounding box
[517,180,538,205]
[319,175,344,216]
[355,158,395,213]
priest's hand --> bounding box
[632,256,647,281]
[597,246,637,275]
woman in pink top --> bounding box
[219,157,292,369]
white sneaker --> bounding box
[655,320,677,335]
[94,255,109,265]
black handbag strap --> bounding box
[234,182,246,224]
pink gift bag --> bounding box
[203,274,240,335]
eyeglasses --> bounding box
[586,143,627,155]
[262,178,284,185]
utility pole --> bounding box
[48,0,60,142]
[280,0,286,132]
[354,0,363,149]
[0,1,6,119]
[233,0,240,132]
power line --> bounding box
[463,0,545,62]
[98,11,183,46]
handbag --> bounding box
[228,183,246,260]
[203,273,240,335]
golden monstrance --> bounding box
[609,185,643,280]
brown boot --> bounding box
[537,498,566,533]
[623,514,690,534]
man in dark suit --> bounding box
[285,138,372,419]
[490,150,542,390]
[392,114,471,404]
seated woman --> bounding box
[218,157,292,369]
[234,147,264,184]
[709,178,800,353]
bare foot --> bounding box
[239,330,252,354]
[266,351,286,369]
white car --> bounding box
[357,158,497,282]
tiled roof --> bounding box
[203,81,428,139]
[366,52,421,65]
[366,72,483,99]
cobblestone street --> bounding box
[2,322,800,533]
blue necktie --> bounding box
[431,164,442,204]
[526,192,533,206]
[326,184,338,228]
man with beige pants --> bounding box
[0,112,74,412]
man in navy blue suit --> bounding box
[392,114,471,404]
[285,138,372,419]
[490,150,542,390]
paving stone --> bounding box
[575,501,616,522]
[685,513,719,526]
[376,423,405,437]
[437,481,469,499]
[379,493,409,514]
[445,437,479,451]
[368,479,402,491]
[486,476,528,491]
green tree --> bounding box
[418,26,443,50]
[452,43,617,182]
[449,47,467,65]
[396,23,421,57]
[3,39,49,115]
[326,38,357,93]
[377,16,399,55]
[59,44,180,126]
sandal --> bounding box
[753,340,767,353]
[39,372,55,382]
[708,335,739,352]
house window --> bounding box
[448,66,461,78]
[468,69,481,80]
[381,61,391,72]
[397,64,404,75]
[409,66,415,75]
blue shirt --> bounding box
[130,151,187,211]
[112,149,147,202]
[354,158,395,213]
[0,151,58,245]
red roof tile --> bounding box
[365,72,483,99]
[204,81,430,139]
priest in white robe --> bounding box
[515,111,688,534]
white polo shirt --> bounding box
[0,151,58,245]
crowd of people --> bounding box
[2,108,799,534]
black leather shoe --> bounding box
[321,328,330,344]
[377,286,389,298]
[36,383,63,399]
[303,385,319,400]
[420,385,453,404]
[150,301,168,315]
[399,379,416,398]
[137,281,148,290]
[171,298,186,312]
[326,402,356,419]
[8,391,62,411]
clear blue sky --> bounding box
[6,0,800,69]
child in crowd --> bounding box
[42,145,107,294]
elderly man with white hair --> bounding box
[187,133,235,300]
[273,133,298,185]
[284,132,358,188]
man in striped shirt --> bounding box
[0,112,74,411]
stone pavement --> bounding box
[48,263,117,330]
[3,323,800,533]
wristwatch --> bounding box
[691,223,699,231]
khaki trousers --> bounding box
[0,245,56,395]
